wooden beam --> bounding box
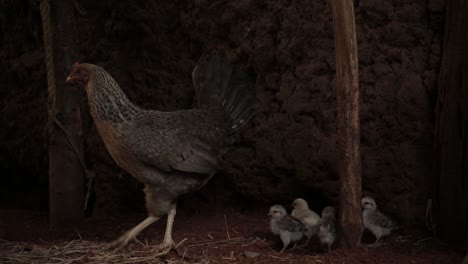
[330,0,363,248]
[40,0,85,229]
[433,0,468,245]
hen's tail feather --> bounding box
[192,52,256,130]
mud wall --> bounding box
[0,0,445,225]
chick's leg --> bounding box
[300,228,312,247]
[279,244,288,254]
[367,236,382,248]
[154,205,177,256]
[373,236,382,247]
[292,242,298,251]
[107,216,159,251]
[278,231,291,254]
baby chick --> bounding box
[291,198,321,245]
[318,206,336,252]
[361,196,397,246]
[269,205,306,253]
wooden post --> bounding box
[330,0,363,247]
[40,0,85,229]
[433,0,468,245]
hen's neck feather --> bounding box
[86,69,143,123]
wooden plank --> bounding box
[330,0,363,248]
[433,0,468,245]
[41,0,85,229]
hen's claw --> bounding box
[105,236,133,251]
[104,216,159,252]
[152,239,176,257]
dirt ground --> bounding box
[0,208,463,264]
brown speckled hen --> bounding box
[66,52,256,255]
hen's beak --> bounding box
[267,213,271,216]
[66,75,72,83]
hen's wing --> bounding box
[121,109,231,175]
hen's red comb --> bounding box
[72,62,80,68]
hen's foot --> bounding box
[105,233,135,251]
[152,239,176,257]
[105,216,159,252]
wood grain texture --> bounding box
[330,0,363,248]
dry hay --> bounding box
[0,237,261,264]
[0,239,184,264]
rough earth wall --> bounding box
[0,0,445,225]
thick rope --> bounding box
[40,0,56,118]
[40,0,93,210]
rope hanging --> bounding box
[40,0,56,118]
[40,0,93,210]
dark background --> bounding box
[0,0,446,229]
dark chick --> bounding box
[269,205,307,254]
[318,206,336,252]
[361,196,397,247]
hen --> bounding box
[66,52,256,255]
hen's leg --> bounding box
[153,205,177,256]
[107,216,159,251]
